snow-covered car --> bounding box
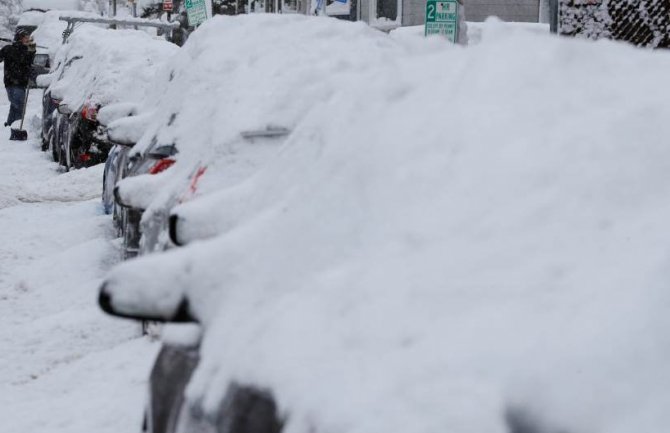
[104,104,182,259]
[113,13,400,258]
[99,14,670,433]
[15,9,47,35]
[113,137,179,258]
[37,54,81,155]
[100,102,142,217]
[33,11,104,151]
[15,0,85,34]
[41,25,177,170]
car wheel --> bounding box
[216,385,283,433]
[114,204,123,238]
[65,131,86,171]
[122,209,141,260]
[48,129,59,163]
[65,118,87,171]
[61,122,71,171]
[68,144,82,170]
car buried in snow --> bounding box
[38,22,176,171]
[112,137,179,259]
[109,16,314,259]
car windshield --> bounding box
[57,55,82,79]
[16,25,38,34]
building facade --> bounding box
[343,0,541,28]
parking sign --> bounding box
[185,0,208,26]
[425,0,459,43]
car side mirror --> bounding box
[35,73,53,89]
[169,213,183,247]
[57,104,73,115]
[98,280,197,323]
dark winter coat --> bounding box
[0,42,35,88]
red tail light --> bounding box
[51,98,61,105]
[81,102,98,121]
[149,158,176,175]
[79,153,91,163]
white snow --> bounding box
[97,102,139,126]
[103,15,670,433]
[106,111,151,144]
[0,74,157,432]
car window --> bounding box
[33,53,49,67]
[58,55,83,79]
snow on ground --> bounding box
[0,84,157,432]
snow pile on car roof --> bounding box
[114,13,435,241]
[23,0,82,11]
[129,13,435,162]
[48,26,177,110]
[104,17,670,433]
[31,10,101,56]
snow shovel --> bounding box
[10,88,29,141]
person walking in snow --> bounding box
[0,30,35,127]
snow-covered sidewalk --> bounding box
[0,87,156,433]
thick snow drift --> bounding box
[104,16,670,433]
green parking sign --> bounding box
[425,0,459,43]
[185,0,208,26]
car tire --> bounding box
[48,129,59,163]
[61,122,71,171]
[216,384,283,433]
[122,209,141,260]
[65,118,86,171]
